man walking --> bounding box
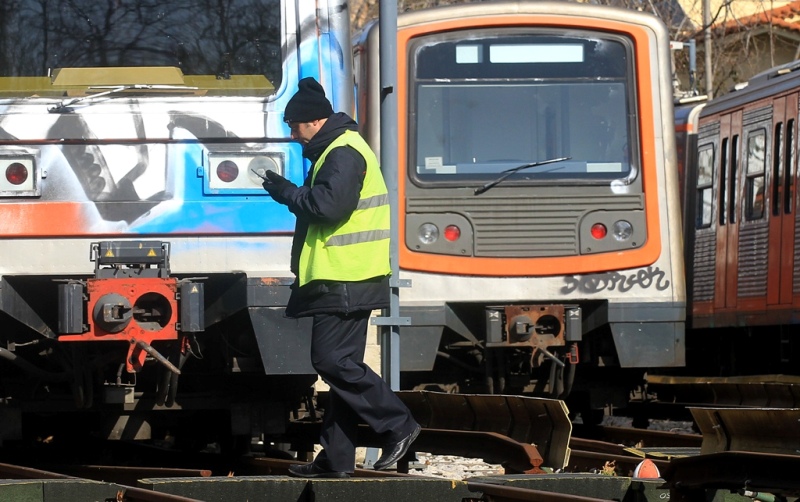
[261,77,420,478]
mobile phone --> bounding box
[251,168,268,181]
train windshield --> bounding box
[0,0,281,96]
[410,30,636,185]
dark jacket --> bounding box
[274,112,390,318]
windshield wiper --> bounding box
[474,156,571,195]
[49,84,198,113]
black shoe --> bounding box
[373,424,421,471]
[288,462,350,479]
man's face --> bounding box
[288,119,324,144]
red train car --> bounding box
[679,62,800,375]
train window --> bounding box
[729,135,739,224]
[408,30,635,186]
[719,137,728,225]
[745,129,766,221]
[488,44,584,63]
[773,123,783,217]
[696,145,714,228]
[786,119,795,214]
[456,45,483,64]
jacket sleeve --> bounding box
[279,146,366,224]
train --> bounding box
[0,0,353,449]
[353,1,686,416]
[675,61,800,377]
[2,0,796,452]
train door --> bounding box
[739,109,772,313]
[767,94,797,306]
[714,111,741,311]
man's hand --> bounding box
[262,170,294,202]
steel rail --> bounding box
[0,462,204,502]
[691,406,800,455]
[468,481,614,502]
[662,451,800,499]
[583,425,702,449]
[566,449,669,477]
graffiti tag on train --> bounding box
[561,267,670,294]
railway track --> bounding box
[2,389,800,501]
[0,456,668,502]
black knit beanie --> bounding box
[283,77,334,123]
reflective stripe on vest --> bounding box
[298,130,391,286]
[326,229,391,246]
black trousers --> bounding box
[309,310,417,473]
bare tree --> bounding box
[700,0,799,96]
[2,0,282,86]
[350,0,494,33]
[350,0,797,97]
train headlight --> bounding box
[406,213,474,256]
[612,220,633,241]
[590,223,607,239]
[580,210,644,254]
[206,151,284,192]
[249,156,277,184]
[418,223,439,244]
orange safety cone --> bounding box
[632,459,661,479]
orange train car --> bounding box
[354,1,685,414]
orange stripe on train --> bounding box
[0,203,91,236]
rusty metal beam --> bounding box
[646,374,800,407]
[117,487,206,502]
[690,407,800,455]
[661,451,800,499]
[397,390,571,469]
[0,462,73,479]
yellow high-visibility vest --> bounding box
[297,130,391,286]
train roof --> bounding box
[353,0,668,39]
[701,59,800,116]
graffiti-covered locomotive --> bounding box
[0,0,352,447]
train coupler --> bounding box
[57,241,204,373]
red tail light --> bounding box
[6,162,28,185]
[216,160,239,183]
[444,225,461,242]
[590,223,607,239]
